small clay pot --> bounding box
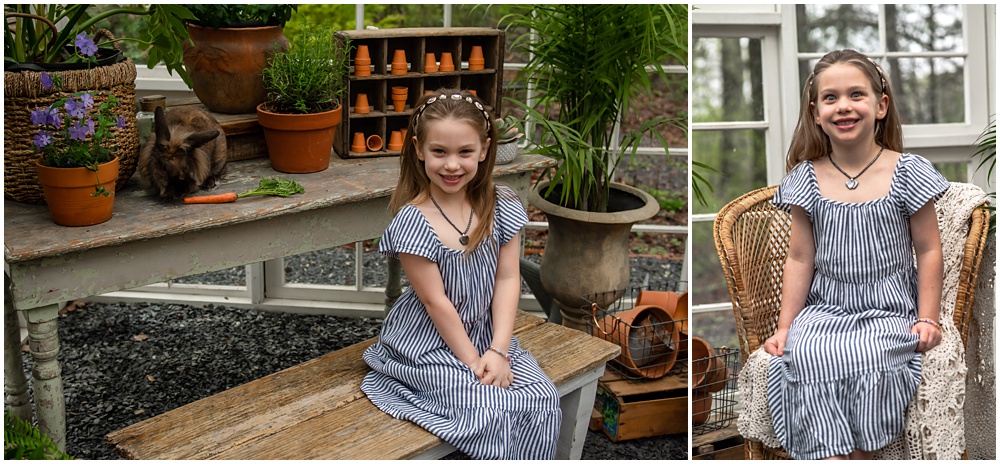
[391,49,407,75]
[438,52,455,72]
[351,132,367,153]
[387,130,403,151]
[424,52,438,73]
[366,134,383,152]
[636,290,680,317]
[692,390,712,426]
[467,45,484,70]
[354,45,371,77]
[354,93,370,114]
[691,336,728,393]
[592,304,680,379]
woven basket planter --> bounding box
[4,56,139,204]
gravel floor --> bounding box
[8,247,688,460]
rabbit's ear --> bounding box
[153,106,170,142]
[186,130,220,151]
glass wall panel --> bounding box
[796,4,879,54]
[692,129,769,214]
[693,37,765,123]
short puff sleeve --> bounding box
[896,153,949,216]
[494,185,528,247]
[772,161,817,218]
[379,205,438,262]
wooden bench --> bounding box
[106,312,620,459]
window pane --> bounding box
[693,311,739,351]
[173,266,245,286]
[692,222,730,307]
[886,4,964,53]
[693,37,765,123]
[796,4,879,54]
[692,129,769,214]
[891,57,966,124]
[934,161,969,183]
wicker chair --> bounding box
[712,184,990,460]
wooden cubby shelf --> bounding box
[334,27,505,158]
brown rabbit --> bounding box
[138,106,228,201]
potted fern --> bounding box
[257,23,349,173]
[501,4,688,330]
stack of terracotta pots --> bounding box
[391,86,408,113]
[591,290,688,380]
[690,336,730,425]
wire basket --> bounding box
[585,284,688,381]
[692,346,741,435]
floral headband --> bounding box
[414,93,493,134]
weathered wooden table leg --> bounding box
[25,303,66,450]
[4,276,32,421]
[555,364,606,460]
[384,256,402,317]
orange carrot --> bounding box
[182,192,239,204]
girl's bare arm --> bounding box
[399,253,480,367]
[909,201,943,352]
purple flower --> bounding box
[65,97,87,119]
[40,72,53,90]
[30,108,50,126]
[46,109,62,128]
[74,33,98,57]
[33,131,52,149]
[79,93,94,109]
[69,121,90,140]
[116,116,127,128]
[86,118,96,134]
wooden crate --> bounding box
[592,370,687,442]
[693,423,744,460]
[333,27,505,159]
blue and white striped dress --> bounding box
[768,153,949,459]
[361,185,561,459]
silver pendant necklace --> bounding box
[429,193,473,245]
[828,146,884,190]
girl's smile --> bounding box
[415,117,490,197]
[811,63,887,150]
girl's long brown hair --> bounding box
[390,89,497,254]
[785,49,904,172]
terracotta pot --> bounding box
[468,89,477,97]
[593,304,680,379]
[387,131,404,151]
[256,103,342,173]
[438,52,455,72]
[529,180,659,331]
[35,156,118,226]
[391,49,407,75]
[692,390,712,426]
[366,134,383,152]
[691,336,728,393]
[674,291,689,332]
[468,45,485,70]
[424,52,438,73]
[354,93,370,114]
[183,23,289,114]
[351,132,367,153]
[354,45,371,77]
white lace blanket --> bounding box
[737,182,990,459]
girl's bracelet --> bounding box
[488,345,511,363]
[914,318,942,331]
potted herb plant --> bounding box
[4,4,195,204]
[257,23,349,173]
[182,4,298,114]
[501,4,688,330]
[28,39,126,226]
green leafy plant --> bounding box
[4,409,73,460]
[4,4,195,85]
[972,117,996,236]
[184,4,297,29]
[260,23,349,114]
[501,4,688,212]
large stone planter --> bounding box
[528,180,659,332]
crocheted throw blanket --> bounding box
[737,182,991,460]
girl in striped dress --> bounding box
[763,50,948,459]
[361,89,561,459]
